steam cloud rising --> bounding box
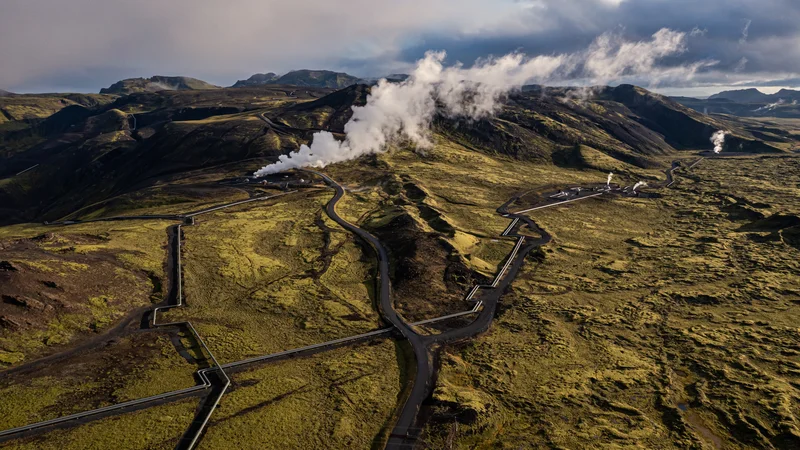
[754,98,789,112]
[254,28,701,176]
[711,130,728,154]
[254,51,564,176]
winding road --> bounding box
[304,170,434,448]
[0,156,703,449]
[0,181,482,448]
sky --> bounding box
[2,0,799,96]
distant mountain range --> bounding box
[51,73,800,120]
[231,72,279,87]
[708,88,800,103]
[232,70,362,89]
[99,76,219,95]
[672,87,800,119]
[100,70,410,94]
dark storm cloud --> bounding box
[1,0,798,94]
[393,0,800,79]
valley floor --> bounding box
[1,143,799,449]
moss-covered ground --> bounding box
[322,135,641,322]
[422,154,800,449]
[1,186,396,449]
[2,115,798,449]
[1,398,196,450]
[170,189,381,363]
[0,220,172,364]
[199,341,401,450]
[0,334,198,431]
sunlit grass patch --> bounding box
[198,341,400,450]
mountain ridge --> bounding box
[708,87,800,103]
[1,83,792,225]
[231,72,279,87]
[99,76,219,95]
[267,70,361,88]
[230,70,412,88]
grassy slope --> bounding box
[3,399,196,450]
[0,187,399,448]
[175,190,381,363]
[423,155,800,449]
[0,220,172,364]
[199,342,400,450]
[0,94,116,122]
[323,135,656,321]
[2,83,799,448]
[2,148,798,449]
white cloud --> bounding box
[253,28,702,175]
[0,0,524,91]
[690,27,708,37]
[2,0,799,93]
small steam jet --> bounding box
[711,130,727,154]
[632,181,647,192]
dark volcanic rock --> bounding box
[741,214,800,232]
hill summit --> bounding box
[709,87,800,103]
[231,69,361,89]
[99,76,219,95]
[231,73,279,87]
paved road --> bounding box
[302,170,435,449]
[0,192,290,447]
[306,170,607,448]
[0,156,697,448]
[258,112,331,136]
[0,177,488,447]
[382,189,558,448]
[373,158,695,447]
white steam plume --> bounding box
[254,51,565,176]
[607,172,613,186]
[754,98,785,112]
[254,28,700,177]
[711,130,728,154]
[632,181,648,191]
